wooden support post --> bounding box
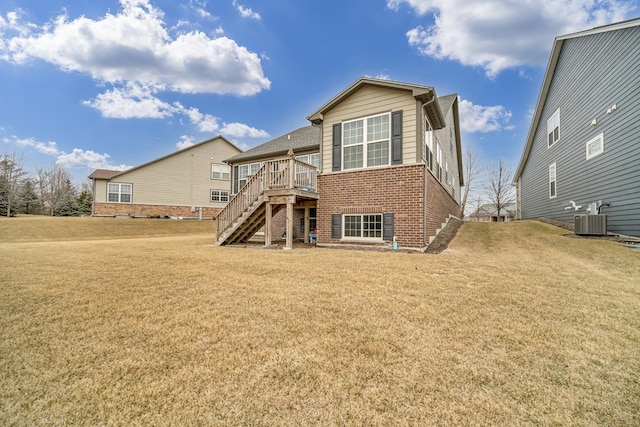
[285,202,294,250]
[303,207,310,244]
[265,202,272,246]
[287,148,295,189]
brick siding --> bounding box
[268,208,308,240]
[425,169,460,238]
[93,202,221,219]
[317,165,459,250]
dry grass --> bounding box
[0,215,215,242]
[1,217,639,426]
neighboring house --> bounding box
[90,136,241,219]
[216,77,464,251]
[514,18,640,237]
[467,203,517,222]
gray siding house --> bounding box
[514,18,640,237]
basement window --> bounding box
[210,190,230,202]
[343,214,383,240]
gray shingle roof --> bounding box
[437,94,458,115]
[88,169,122,180]
[226,125,321,163]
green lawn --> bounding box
[1,216,639,426]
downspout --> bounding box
[91,178,96,217]
[422,94,437,250]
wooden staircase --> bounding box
[214,158,318,246]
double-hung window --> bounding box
[211,163,230,180]
[210,190,229,202]
[107,183,132,203]
[343,214,382,240]
[237,162,261,189]
[436,143,443,181]
[295,153,320,168]
[549,163,557,199]
[424,119,434,170]
[547,109,560,147]
[343,113,390,170]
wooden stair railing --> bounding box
[214,158,318,245]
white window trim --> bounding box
[547,108,560,148]
[341,213,384,242]
[211,163,231,180]
[295,153,320,168]
[107,182,132,203]
[549,163,557,199]
[210,189,229,202]
[424,117,434,167]
[237,162,262,189]
[586,133,604,160]
[342,112,391,170]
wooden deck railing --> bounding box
[215,158,317,240]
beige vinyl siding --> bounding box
[97,138,240,208]
[94,180,109,203]
[321,85,418,173]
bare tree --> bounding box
[460,147,480,218]
[471,194,484,222]
[0,152,28,217]
[484,158,516,222]
[37,164,75,216]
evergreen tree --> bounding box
[16,179,43,214]
[0,176,10,216]
[53,178,79,216]
[76,190,93,216]
[0,152,27,217]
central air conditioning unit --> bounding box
[574,214,607,236]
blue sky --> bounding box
[1,0,637,185]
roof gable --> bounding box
[88,135,241,180]
[307,77,446,129]
[514,17,640,182]
[438,94,464,186]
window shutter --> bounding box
[233,165,239,194]
[332,124,342,171]
[331,214,341,239]
[383,213,394,241]
[391,110,403,165]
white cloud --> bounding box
[233,1,261,20]
[220,122,269,138]
[458,98,512,133]
[12,136,61,155]
[83,83,178,119]
[1,0,270,95]
[56,148,130,170]
[365,73,391,80]
[390,0,634,77]
[82,85,269,138]
[177,105,219,133]
[196,115,220,133]
[188,0,213,20]
[3,134,129,170]
[176,135,196,149]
